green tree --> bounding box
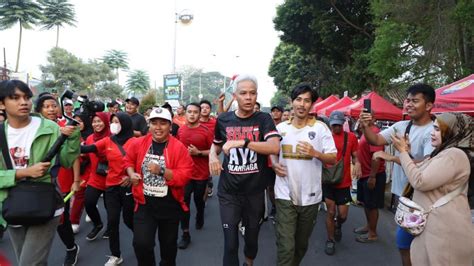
[0,0,43,72]
[95,83,125,102]
[40,47,115,95]
[139,89,157,113]
[126,69,150,97]
[38,0,76,48]
[102,49,129,84]
[369,0,474,89]
[270,90,291,109]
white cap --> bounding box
[63,99,74,106]
[147,107,172,122]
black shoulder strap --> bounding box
[405,120,413,136]
[111,137,126,157]
[0,123,14,169]
[341,132,348,156]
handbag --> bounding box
[0,124,57,226]
[394,182,466,236]
[322,132,347,185]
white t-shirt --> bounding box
[7,117,41,169]
[275,119,337,206]
[380,120,434,196]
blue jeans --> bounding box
[8,216,60,266]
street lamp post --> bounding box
[172,9,193,74]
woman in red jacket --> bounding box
[125,107,193,266]
[84,112,110,241]
[82,112,135,265]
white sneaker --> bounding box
[85,215,91,223]
[72,224,80,234]
[104,255,123,266]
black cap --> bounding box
[271,106,284,112]
[125,97,139,106]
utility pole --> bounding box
[2,48,8,80]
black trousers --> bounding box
[218,191,265,266]
[180,179,208,230]
[57,198,76,249]
[133,203,180,266]
[84,185,105,227]
[105,185,134,257]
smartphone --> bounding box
[363,99,371,113]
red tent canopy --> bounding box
[318,96,355,117]
[316,97,323,104]
[432,74,474,115]
[310,95,339,114]
[337,92,403,121]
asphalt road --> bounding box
[0,183,401,266]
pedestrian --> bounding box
[353,114,386,243]
[172,104,186,127]
[177,103,213,249]
[36,94,82,266]
[125,97,148,137]
[69,112,94,234]
[81,112,135,265]
[161,102,180,137]
[0,80,79,266]
[209,74,281,266]
[84,112,111,241]
[359,83,435,266]
[271,106,283,125]
[323,110,360,255]
[199,99,217,198]
[125,107,193,266]
[271,83,337,265]
[392,112,474,265]
[282,109,290,122]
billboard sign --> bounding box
[163,74,181,100]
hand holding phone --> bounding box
[363,99,371,113]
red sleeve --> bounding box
[124,138,139,171]
[95,137,108,153]
[166,140,193,188]
[350,133,359,153]
[206,128,213,148]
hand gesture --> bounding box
[209,155,223,176]
[218,93,225,103]
[368,177,376,190]
[272,162,287,177]
[120,176,131,187]
[359,112,373,129]
[391,134,409,153]
[60,125,77,137]
[70,181,81,193]
[27,162,51,178]
[372,151,392,162]
[352,162,362,179]
[188,144,200,156]
[296,141,318,158]
[222,140,244,155]
[147,161,161,175]
[130,172,142,186]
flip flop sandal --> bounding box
[353,227,369,234]
[355,234,377,243]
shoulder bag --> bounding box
[322,132,347,185]
[395,182,467,236]
[1,124,58,226]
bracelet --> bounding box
[243,138,251,149]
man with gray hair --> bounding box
[209,74,281,266]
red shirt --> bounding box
[177,124,213,180]
[85,134,107,191]
[357,126,385,177]
[95,137,134,187]
[200,117,216,135]
[332,131,359,189]
[173,115,186,127]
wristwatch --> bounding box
[243,138,251,149]
[158,166,166,176]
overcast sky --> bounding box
[0,0,283,106]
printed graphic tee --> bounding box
[7,117,41,169]
[214,111,280,195]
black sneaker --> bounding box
[102,228,111,239]
[64,244,80,266]
[324,240,335,256]
[86,224,103,241]
[195,215,204,230]
[334,224,342,242]
[178,233,191,249]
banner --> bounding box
[163,74,181,100]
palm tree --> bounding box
[0,0,43,72]
[38,0,76,48]
[126,70,150,96]
[102,49,129,84]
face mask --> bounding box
[110,123,121,135]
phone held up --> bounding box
[363,99,371,114]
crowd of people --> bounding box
[0,77,473,266]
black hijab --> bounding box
[110,112,134,145]
[74,112,93,139]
